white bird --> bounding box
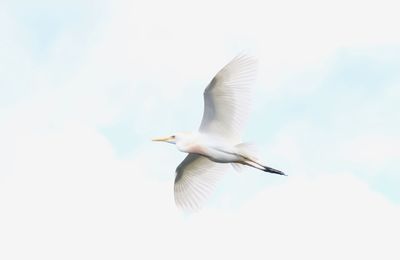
[153,54,285,211]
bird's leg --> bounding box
[241,158,286,176]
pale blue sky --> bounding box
[1,0,399,259]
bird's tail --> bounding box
[235,143,287,176]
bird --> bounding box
[153,54,286,211]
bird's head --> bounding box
[152,132,197,150]
[152,134,177,144]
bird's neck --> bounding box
[176,132,202,154]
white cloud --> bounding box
[1,125,399,259]
[343,134,400,170]
[1,0,400,259]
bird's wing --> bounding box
[199,54,258,143]
[174,153,228,211]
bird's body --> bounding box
[175,132,237,163]
[153,55,285,211]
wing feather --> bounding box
[174,154,228,211]
[199,54,258,142]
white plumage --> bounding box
[153,54,285,211]
[174,154,228,211]
[199,55,256,143]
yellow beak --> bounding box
[152,136,173,142]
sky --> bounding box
[0,0,399,259]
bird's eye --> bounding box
[172,135,176,138]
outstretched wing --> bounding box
[174,154,228,211]
[199,54,258,143]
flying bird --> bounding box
[153,54,285,211]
